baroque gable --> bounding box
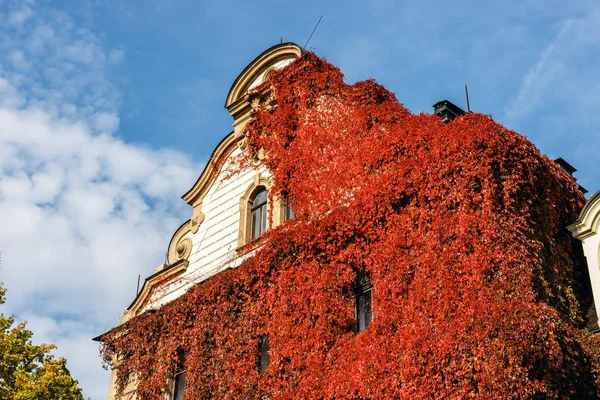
[123,43,303,321]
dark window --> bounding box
[258,335,270,373]
[251,188,268,240]
[285,197,294,221]
[355,272,373,332]
[173,370,186,400]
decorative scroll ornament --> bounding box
[190,208,205,234]
[175,237,193,261]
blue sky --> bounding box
[0,1,598,399]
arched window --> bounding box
[355,271,373,332]
[251,188,268,241]
[239,176,272,247]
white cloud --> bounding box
[0,2,201,399]
[502,5,600,191]
[0,77,24,108]
[503,20,572,121]
[7,5,33,27]
[9,50,31,71]
[108,48,125,64]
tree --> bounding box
[0,279,86,400]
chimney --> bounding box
[554,157,576,177]
[433,100,465,123]
[554,157,588,194]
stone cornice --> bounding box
[225,42,303,110]
[568,190,600,240]
[125,259,189,320]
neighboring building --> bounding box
[569,191,600,332]
[97,42,599,399]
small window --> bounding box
[258,335,270,373]
[285,197,294,221]
[173,370,186,400]
[251,188,268,240]
[355,272,373,332]
[171,351,186,400]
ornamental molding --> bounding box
[124,259,189,321]
[225,43,303,137]
[225,42,303,110]
[168,131,241,264]
[568,190,600,240]
[182,131,239,207]
[166,221,193,266]
[239,174,273,247]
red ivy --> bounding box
[100,53,600,399]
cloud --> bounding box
[503,20,572,122]
[9,50,32,71]
[502,5,600,191]
[0,2,201,399]
[108,48,125,65]
[6,4,33,27]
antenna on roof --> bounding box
[136,274,141,296]
[304,15,323,49]
[465,84,471,112]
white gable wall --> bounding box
[145,146,267,310]
[581,234,600,316]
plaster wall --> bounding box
[582,233,600,319]
[144,147,268,311]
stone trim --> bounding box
[239,174,273,247]
[169,131,240,265]
[568,190,600,333]
[124,259,189,320]
[225,42,303,109]
[568,190,600,240]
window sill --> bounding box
[236,237,265,257]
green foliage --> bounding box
[0,280,86,400]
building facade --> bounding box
[569,190,600,332]
[98,42,600,399]
[102,42,304,400]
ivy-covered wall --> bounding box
[101,53,600,399]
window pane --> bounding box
[357,289,373,332]
[252,208,260,240]
[285,202,294,220]
[258,335,270,373]
[251,188,268,241]
[253,189,267,207]
[261,204,267,235]
[173,371,186,400]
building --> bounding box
[569,191,600,332]
[99,42,305,400]
[102,43,600,399]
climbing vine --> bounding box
[100,53,600,399]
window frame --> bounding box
[239,174,289,248]
[284,195,294,221]
[250,188,268,241]
[172,369,186,400]
[355,271,373,332]
[239,175,272,247]
[257,334,270,373]
[171,350,187,400]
